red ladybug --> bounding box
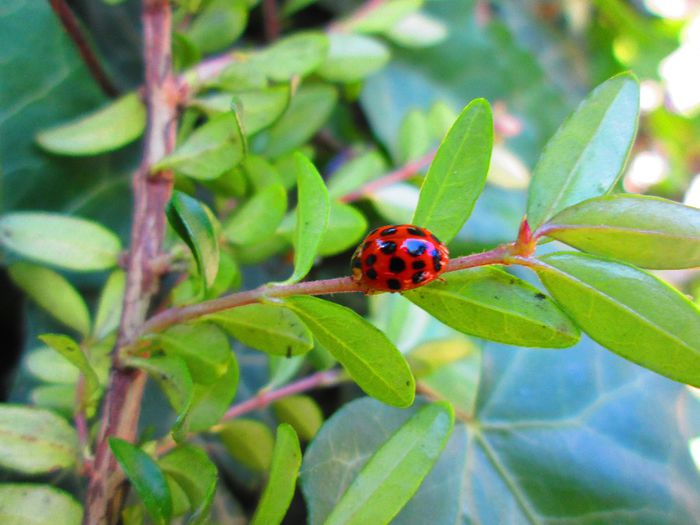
[351,224,449,292]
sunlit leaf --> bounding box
[318,33,390,83]
[272,395,323,441]
[223,183,287,245]
[0,484,83,525]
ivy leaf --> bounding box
[110,438,172,525]
[93,270,126,340]
[250,424,302,525]
[412,98,493,243]
[539,194,700,269]
[404,267,580,348]
[527,73,640,229]
[223,183,287,245]
[219,419,275,472]
[283,296,415,407]
[318,33,390,83]
[535,252,700,387]
[167,191,220,290]
[0,485,83,525]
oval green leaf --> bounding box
[93,270,126,340]
[327,150,386,200]
[219,419,275,472]
[223,183,287,245]
[256,32,329,81]
[185,0,247,54]
[186,352,239,432]
[0,212,122,271]
[283,296,415,407]
[535,252,700,387]
[318,201,368,257]
[272,395,323,441]
[317,33,390,83]
[0,484,83,525]
[539,194,700,269]
[412,98,493,243]
[35,92,145,156]
[404,267,580,348]
[527,73,640,229]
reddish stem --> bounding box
[262,0,281,41]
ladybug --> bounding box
[351,224,449,293]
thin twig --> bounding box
[262,0,281,41]
[48,0,118,98]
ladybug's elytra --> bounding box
[351,224,449,293]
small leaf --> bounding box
[342,0,422,33]
[110,438,172,525]
[154,113,244,180]
[539,194,700,269]
[283,296,415,407]
[397,109,432,164]
[241,155,283,191]
[0,212,122,271]
[317,201,368,257]
[186,353,239,432]
[159,445,218,525]
[167,191,220,290]
[535,252,700,387]
[317,33,390,83]
[0,484,83,525]
[0,405,78,474]
[407,337,477,379]
[487,144,530,189]
[386,12,448,48]
[185,0,247,54]
[282,0,317,16]
[35,92,145,155]
[26,346,80,384]
[250,424,302,525]
[223,184,287,245]
[206,303,313,357]
[323,402,454,525]
[30,385,76,416]
[272,395,323,441]
[219,419,275,471]
[427,100,457,140]
[527,73,640,229]
[412,98,493,243]
[404,267,580,348]
[93,270,126,340]
[256,32,329,81]
[327,150,386,200]
[9,262,91,336]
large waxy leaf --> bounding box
[411,98,493,243]
[0,484,83,525]
[0,212,121,271]
[250,424,302,525]
[35,92,145,156]
[535,252,700,386]
[0,405,78,474]
[539,194,700,269]
[318,33,390,83]
[527,73,640,229]
[405,267,580,348]
[283,296,415,407]
[223,183,287,245]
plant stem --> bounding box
[83,1,177,523]
[262,0,281,41]
[48,0,118,98]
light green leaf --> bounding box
[386,12,448,48]
[93,270,126,340]
[427,100,457,140]
[407,337,477,379]
[223,184,287,245]
[167,191,220,290]
[256,32,329,81]
[412,98,493,243]
[30,385,76,416]
[0,405,77,474]
[283,296,415,407]
[26,346,80,384]
[206,249,240,299]
[154,113,244,180]
[110,438,172,525]
[404,267,580,348]
[342,0,422,33]
[186,353,239,432]
[323,402,454,525]
[397,108,432,164]
[185,0,247,54]
[9,262,90,336]
[266,355,305,390]
[318,201,367,257]
[219,419,275,471]
[0,212,122,271]
[539,194,700,269]
[206,303,313,357]
[327,150,386,200]
[282,0,317,16]
[241,155,283,191]
[535,252,700,387]
[527,73,640,229]
[0,484,83,525]
[35,92,145,156]
[317,33,390,83]
[272,395,323,441]
[250,424,302,525]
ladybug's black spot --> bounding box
[431,249,442,271]
[405,239,427,256]
[379,240,397,254]
[366,268,378,279]
[352,257,362,268]
[365,254,377,266]
[407,226,426,237]
[389,257,406,273]
[387,278,401,290]
[380,227,397,236]
[412,260,426,270]
[412,271,426,284]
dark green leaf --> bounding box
[93,270,126,340]
[412,98,493,243]
[219,419,275,471]
[185,0,247,54]
[256,32,329,81]
[223,184,287,245]
[318,33,390,83]
[272,395,323,441]
[186,353,239,432]
[0,484,83,525]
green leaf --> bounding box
[535,252,700,386]
[412,98,493,243]
[426,101,457,140]
[223,184,287,245]
[9,262,91,336]
[30,385,76,416]
[250,424,302,525]
[342,0,422,33]
[0,405,78,474]
[327,150,386,200]
[404,267,580,348]
[0,484,83,525]
[0,212,122,271]
[256,32,329,81]
[282,0,317,16]
[154,113,244,180]
[186,352,239,432]
[527,73,640,229]
[110,438,172,525]
[219,419,275,471]
[386,12,448,48]
[397,109,432,164]
[407,337,477,379]
[540,194,700,269]
[35,92,145,156]
[185,0,247,54]
[159,445,218,525]
[206,250,240,299]
[241,155,283,191]
[206,303,313,357]
[272,395,323,441]
[26,346,80,384]
[318,201,368,257]
[323,402,454,525]
[283,153,330,283]
[167,191,220,290]
[283,296,415,407]
[317,33,390,83]
[93,270,126,340]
